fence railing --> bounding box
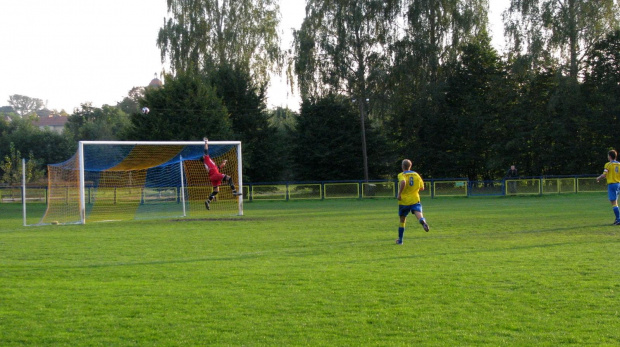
[1,175,606,203]
[240,176,604,201]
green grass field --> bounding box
[1,195,619,345]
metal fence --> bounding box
[1,175,606,203]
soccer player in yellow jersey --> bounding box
[597,150,620,225]
[396,159,429,244]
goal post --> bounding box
[34,140,242,225]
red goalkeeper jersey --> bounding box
[203,155,225,186]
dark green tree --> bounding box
[443,32,506,180]
[582,29,620,171]
[0,142,44,185]
[293,95,392,181]
[117,87,145,114]
[404,32,505,180]
[65,103,132,142]
[267,107,298,181]
[0,115,73,181]
[209,65,284,181]
[294,0,401,181]
[25,131,76,169]
[388,0,490,170]
[268,106,297,133]
[499,63,594,176]
[126,72,232,141]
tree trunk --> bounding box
[568,0,578,79]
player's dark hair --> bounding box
[609,150,617,160]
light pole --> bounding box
[355,97,370,183]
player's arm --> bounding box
[397,179,405,201]
[419,177,425,191]
[219,159,227,170]
[597,170,607,182]
[203,137,209,156]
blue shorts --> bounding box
[608,183,620,201]
[399,203,423,217]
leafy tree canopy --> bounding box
[503,0,620,78]
[158,0,282,84]
[65,103,132,142]
[8,94,45,117]
[126,71,232,141]
[0,142,45,185]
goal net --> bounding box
[36,141,242,225]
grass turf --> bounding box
[1,194,619,345]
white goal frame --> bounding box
[76,140,243,224]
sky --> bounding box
[0,0,510,113]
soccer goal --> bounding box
[31,141,242,225]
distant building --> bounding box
[34,110,68,133]
[148,73,163,89]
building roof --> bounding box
[34,115,69,128]
[149,73,163,88]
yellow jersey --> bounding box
[604,161,620,184]
[398,171,424,205]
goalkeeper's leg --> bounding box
[224,175,242,196]
[205,187,219,210]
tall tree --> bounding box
[294,0,400,99]
[0,113,75,176]
[503,0,620,79]
[268,106,297,133]
[0,142,44,185]
[157,0,282,83]
[293,95,361,180]
[582,29,620,170]
[7,94,45,117]
[293,95,392,181]
[267,107,298,181]
[126,72,232,141]
[117,87,145,114]
[388,0,489,165]
[399,0,489,83]
[209,65,284,182]
[65,104,132,142]
[403,32,505,180]
[294,0,401,181]
[443,32,506,180]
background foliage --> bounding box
[1,2,619,184]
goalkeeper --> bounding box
[203,138,241,210]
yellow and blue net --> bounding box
[41,142,241,225]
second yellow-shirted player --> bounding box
[396,159,430,245]
[597,150,620,225]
